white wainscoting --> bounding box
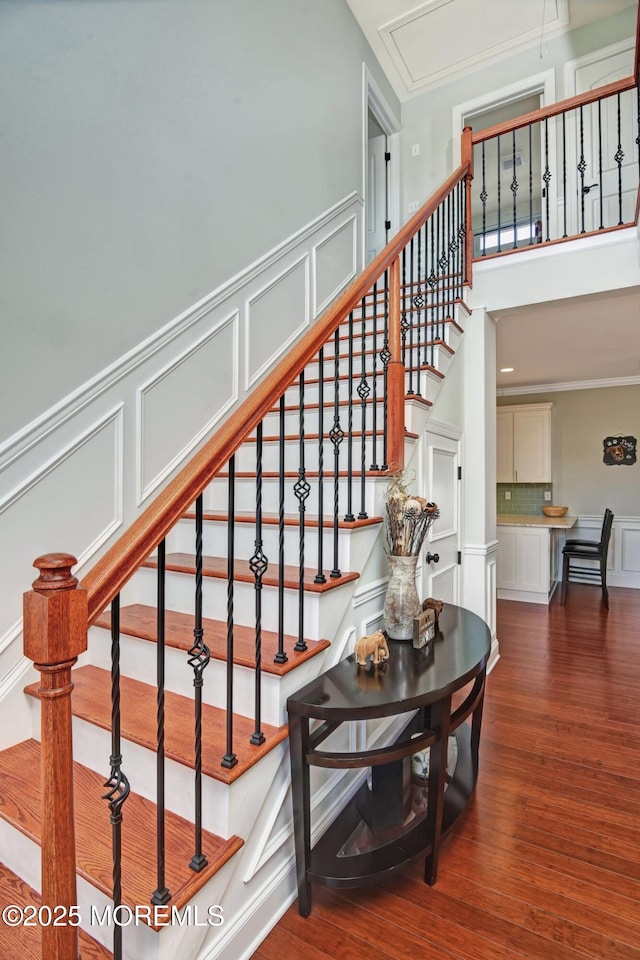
[564,515,640,589]
[0,192,363,712]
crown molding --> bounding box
[497,375,640,396]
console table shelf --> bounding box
[287,603,490,916]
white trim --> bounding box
[352,575,388,606]
[497,375,640,396]
[136,312,239,504]
[464,540,499,557]
[452,68,557,164]
[363,64,401,262]
[424,418,463,441]
[0,191,360,472]
[312,215,358,316]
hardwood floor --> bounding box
[252,585,640,960]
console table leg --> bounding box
[289,714,312,916]
[424,696,451,886]
[471,672,486,778]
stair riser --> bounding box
[85,624,327,726]
[261,403,384,438]
[302,347,450,382]
[170,517,380,575]
[278,371,386,407]
[127,566,351,641]
[204,473,381,517]
[233,434,384,474]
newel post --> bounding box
[461,125,474,287]
[387,256,405,474]
[23,553,88,960]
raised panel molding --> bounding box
[0,405,124,654]
[245,255,310,389]
[137,313,239,503]
[312,215,357,316]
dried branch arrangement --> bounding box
[384,472,439,557]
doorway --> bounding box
[364,67,400,265]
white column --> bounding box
[461,306,499,667]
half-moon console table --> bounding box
[287,603,491,917]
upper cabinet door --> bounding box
[496,411,514,483]
[497,403,552,483]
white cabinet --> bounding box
[496,403,552,483]
[497,525,562,604]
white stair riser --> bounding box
[127,566,352,641]
[170,517,380,575]
[234,434,384,475]
[203,472,381,517]
[84,624,328,726]
[261,403,384,437]
[278,372,386,407]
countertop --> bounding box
[497,513,577,529]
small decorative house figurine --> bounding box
[354,630,390,667]
[413,607,436,650]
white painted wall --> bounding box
[0,0,399,440]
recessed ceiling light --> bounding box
[500,367,514,373]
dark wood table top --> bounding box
[287,603,490,722]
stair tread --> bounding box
[0,740,243,926]
[94,603,330,677]
[184,510,382,529]
[143,553,360,592]
[25,665,288,785]
[0,860,112,960]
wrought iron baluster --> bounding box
[344,312,355,523]
[189,494,210,872]
[250,423,268,744]
[562,112,567,238]
[275,400,289,658]
[407,239,414,394]
[294,373,310,653]
[151,539,171,906]
[438,201,448,345]
[543,118,551,241]
[428,212,437,367]
[222,456,238,766]
[102,594,130,960]
[598,99,604,230]
[578,107,586,234]
[528,124,534,244]
[496,134,501,252]
[358,296,370,519]
[314,350,326,584]
[380,271,390,472]
[370,284,380,471]
[480,141,487,255]
[511,129,518,248]
[400,248,409,378]
[414,227,425,394]
[615,91,625,225]
[447,191,453,317]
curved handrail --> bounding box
[81,162,471,623]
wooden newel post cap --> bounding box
[24,553,88,666]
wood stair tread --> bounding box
[184,510,383,529]
[0,860,112,960]
[25,665,288,785]
[94,603,330,677]
[0,740,243,926]
[143,553,360,592]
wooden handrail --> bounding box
[471,75,637,144]
[81,163,470,623]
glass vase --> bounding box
[383,554,420,640]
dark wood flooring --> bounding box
[252,584,640,960]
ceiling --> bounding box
[346,0,636,101]
[348,0,640,393]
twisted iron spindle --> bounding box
[407,238,415,394]
[528,125,534,244]
[151,539,171,906]
[370,283,380,471]
[615,91,625,225]
[189,494,210,872]
[511,130,518,248]
[578,107,586,233]
[275,398,289,658]
[222,456,238,767]
[314,350,326,585]
[330,327,344,577]
[102,594,130,960]
[358,295,370,519]
[344,312,355,523]
[562,113,567,238]
[428,213,438,365]
[380,270,390,472]
[496,133,502,252]
[250,423,268,745]
[543,118,551,240]
[598,99,604,230]
[480,141,487,255]
[294,373,310,651]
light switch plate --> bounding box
[544,491,552,501]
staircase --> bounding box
[0,163,471,960]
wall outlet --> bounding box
[544,491,552,501]
[411,143,420,157]
[408,200,419,214]
[504,491,511,500]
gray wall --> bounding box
[400,5,636,217]
[498,387,640,516]
[0,0,398,440]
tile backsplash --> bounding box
[497,483,553,515]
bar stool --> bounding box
[560,509,613,608]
